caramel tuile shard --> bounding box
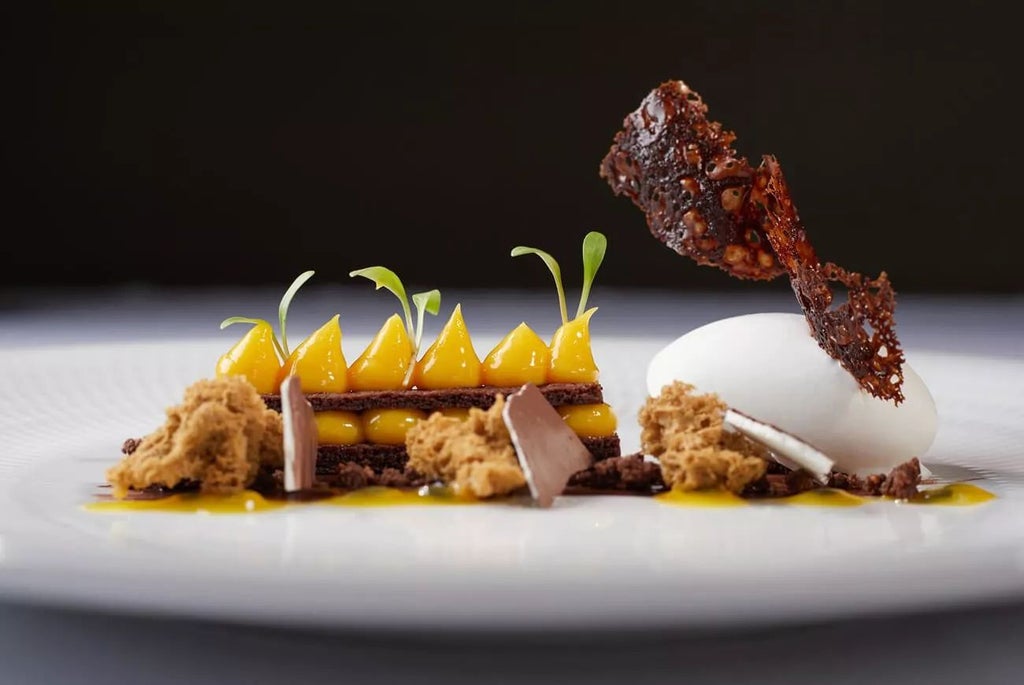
[599,81,783,281]
[503,383,594,508]
[600,80,905,403]
[281,376,318,492]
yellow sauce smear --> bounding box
[84,486,478,514]
[909,483,996,506]
[86,483,996,514]
[655,489,749,507]
[320,486,478,507]
[772,489,867,507]
[85,490,286,514]
[655,484,996,508]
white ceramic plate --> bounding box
[1,337,1023,632]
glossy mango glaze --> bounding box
[314,410,364,445]
[547,308,599,383]
[213,302,617,447]
[347,313,415,391]
[557,403,617,437]
[362,408,428,445]
[413,304,482,389]
[215,321,281,393]
[276,314,348,393]
[87,490,286,514]
[482,322,550,387]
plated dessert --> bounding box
[219,233,621,478]
[95,79,993,512]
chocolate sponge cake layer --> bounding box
[316,435,621,475]
[262,382,605,413]
[316,444,408,474]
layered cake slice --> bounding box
[214,232,621,478]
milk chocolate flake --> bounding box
[281,376,318,492]
[503,383,594,507]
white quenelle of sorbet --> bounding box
[646,312,938,476]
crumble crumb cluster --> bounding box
[638,381,768,493]
[106,376,282,498]
[405,395,527,499]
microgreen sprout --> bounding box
[411,289,442,351]
[511,231,607,324]
[278,270,316,357]
[577,231,607,319]
[219,270,315,360]
[349,266,440,355]
[510,245,567,324]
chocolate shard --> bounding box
[503,383,595,508]
[281,376,318,493]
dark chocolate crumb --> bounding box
[862,473,887,495]
[827,470,887,497]
[375,467,431,489]
[880,457,921,500]
[751,457,923,499]
[785,469,817,494]
[120,479,200,499]
[249,466,281,493]
[567,453,664,492]
[316,462,434,490]
[121,438,141,455]
[332,462,377,490]
[742,472,818,498]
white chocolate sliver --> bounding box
[723,408,835,484]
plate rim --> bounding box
[2,338,1023,632]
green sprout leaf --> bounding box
[219,316,286,361]
[349,266,415,343]
[411,289,442,351]
[278,270,315,358]
[577,231,607,319]
[220,316,265,330]
[511,245,567,325]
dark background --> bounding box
[2,3,1019,294]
